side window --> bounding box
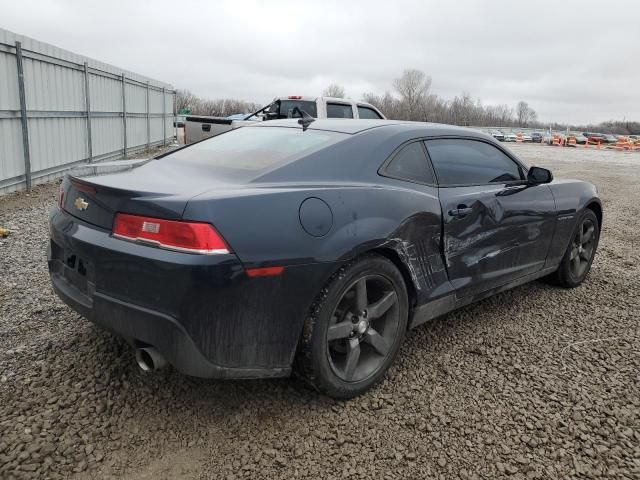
[357,106,382,119]
[381,142,435,185]
[425,139,523,186]
[326,103,354,119]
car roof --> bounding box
[249,118,487,137]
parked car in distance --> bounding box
[570,133,588,145]
[604,134,618,143]
[530,132,544,143]
[521,133,533,142]
[490,130,505,141]
[49,120,602,399]
[543,132,565,145]
[504,132,517,142]
[183,96,386,143]
[583,132,606,144]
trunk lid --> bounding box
[61,159,235,230]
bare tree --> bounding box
[362,91,402,119]
[176,89,261,117]
[361,68,545,128]
[516,101,537,127]
[393,69,432,121]
[323,84,346,98]
[175,89,199,112]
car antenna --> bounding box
[292,107,315,131]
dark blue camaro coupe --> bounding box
[49,119,601,398]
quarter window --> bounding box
[357,106,382,119]
[382,142,435,185]
[425,139,523,186]
[326,103,354,119]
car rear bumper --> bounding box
[48,208,335,379]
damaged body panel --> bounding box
[47,119,601,380]
[438,182,556,298]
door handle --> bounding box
[449,206,473,217]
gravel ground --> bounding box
[0,143,639,479]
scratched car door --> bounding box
[424,138,556,298]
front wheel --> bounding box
[553,209,600,287]
[295,254,408,399]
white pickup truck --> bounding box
[184,96,386,143]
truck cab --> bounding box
[246,96,386,121]
[183,96,386,144]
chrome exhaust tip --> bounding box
[135,346,167,372]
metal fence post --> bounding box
[162,87,166,146]
[15,41,32,190]
[121,73,127,159]
[146,81,150,151]
[83,62,93,163]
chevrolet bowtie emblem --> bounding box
[74,197,89,211]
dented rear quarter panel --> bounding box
[183,182,449,307]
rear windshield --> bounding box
[165,126,346,176]
[277,100,318,118]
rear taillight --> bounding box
[112,213,230,255]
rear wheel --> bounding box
[553,209,600,288]
[296,255,408,399]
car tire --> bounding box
[552,209,600,288]
[295,254,408,399]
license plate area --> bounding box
[62,250,95,296]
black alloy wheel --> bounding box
[296,254,408,399]
[326,274,401,383]
[554,209,600,288]
[569,218,596,279]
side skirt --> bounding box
[409,266,558,329]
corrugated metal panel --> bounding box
[151,117,164,143]
[149,89,163,113]
[89,73,123,112]
[0,26,175,194]
[23,57,85,111]
[126,83,147,114]
[0,27,173,89]
[0,119,24,184]
[0,50,19,110]
[28,117,87,172]
[126,117,147,148]
[91,117,123,157]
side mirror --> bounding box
[527,166,553,184]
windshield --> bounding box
[165,126,346,179]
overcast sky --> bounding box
[3,0,640,124]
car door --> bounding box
[424,138,556,298]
